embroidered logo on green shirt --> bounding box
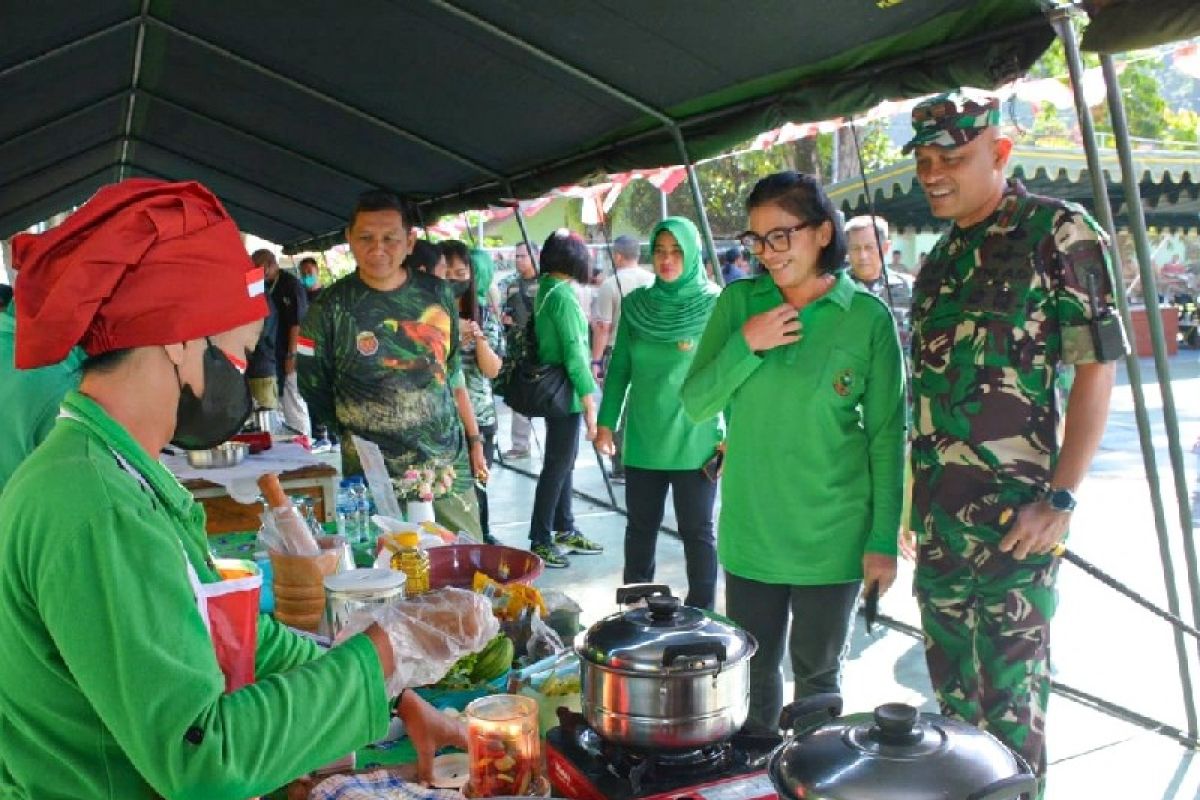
[834,368,855,396]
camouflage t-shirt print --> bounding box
[909,180,1124,536]
[298,270,471,494]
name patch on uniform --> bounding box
[356,331,379,357]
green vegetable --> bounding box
[432,634,513,690]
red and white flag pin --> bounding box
[296,336,315,357]
[246,267,265,298]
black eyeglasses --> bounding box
[738,222,816,255]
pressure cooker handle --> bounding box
[963,774,1040,800]
[615,584,673,606]
[661,641,726,668]
[778,693,844,734]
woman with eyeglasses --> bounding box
[595,217,722,609]
[681,172,905,733]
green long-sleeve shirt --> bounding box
[535,275,596,413]
[681,272,905,585]
[597,317,721,470]
[0,391,390,799]
[0,305,84,494]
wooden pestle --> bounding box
[257,472,291,511]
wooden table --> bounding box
[182,463,340,534]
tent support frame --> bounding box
[1101,51,1200,643]
[429,0,724,282]
[1053,10,1199,739]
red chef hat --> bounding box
[11,179,268,369]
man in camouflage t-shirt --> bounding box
[905,91,1127,787]
[298,191,487,538]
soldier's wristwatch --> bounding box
[1045,488,1077,513]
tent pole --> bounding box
[1053,11,1198,739]
[504,183,537,261]
[1101,52,1200,603]
[669,127,724,287]
[660,187,669,222]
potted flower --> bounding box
[392,463,457,524]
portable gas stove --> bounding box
[545,711,780,800]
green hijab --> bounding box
[469,248,495,310]
[620,217,719,342]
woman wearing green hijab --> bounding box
[595,217,722,609]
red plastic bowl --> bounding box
[427,544,544,589]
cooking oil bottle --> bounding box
[390,531,430,595]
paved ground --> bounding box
[479,350,1200,799]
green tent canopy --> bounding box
[827,147,1200,232]
[0,0,1058,252]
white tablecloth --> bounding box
[162,442,328,504]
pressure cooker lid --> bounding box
[770,702,1036,800]
[576,588,756,676]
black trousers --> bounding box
[623,466,718,610]
[474,423,496,537]
[528,413,580,547]
[724,572,860,733]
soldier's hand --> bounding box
[862,553,897,597]
[898,528,918,562]
[999,502,1070,560]
[741,304,801,352]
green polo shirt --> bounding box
[681,272,905,585]
[597,317,721,471]
[0,304,84,495]
[535,275,597,413]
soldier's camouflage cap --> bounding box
[901,90,1001,155]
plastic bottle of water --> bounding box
[335,479,358,542]
[349,476,371,544]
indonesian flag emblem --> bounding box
[296,336,316,357]
[246,267,265,297]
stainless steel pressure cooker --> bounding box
[574,585,757,751]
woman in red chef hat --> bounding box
[0,180,497,799]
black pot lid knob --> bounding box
[646,595,682,621]
[870,703,923,746]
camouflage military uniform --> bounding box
[910,179,1123,778]
[297,269,474,501]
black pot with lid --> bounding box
[768,694,1039,800]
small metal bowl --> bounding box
[186,441,250,468]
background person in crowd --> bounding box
[443,241,504,545]
[591,235,655,376]
[0,280,84,493]
[0,179,495,799]
[299,256,324,302]
[591,234,654,481]
[596,217,722,609]
[299,191,487,538]
[255,248,311,436]
[890,248,910,276]
[246,287,280,414]
[682,171,905,733]
[904,91,1124,790]
[527,231,605,569]
[499,241,539,459]
[404,239,448,279]
[721,245,751,284]
[844,215,914,343]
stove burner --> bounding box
[549,709,780,798]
